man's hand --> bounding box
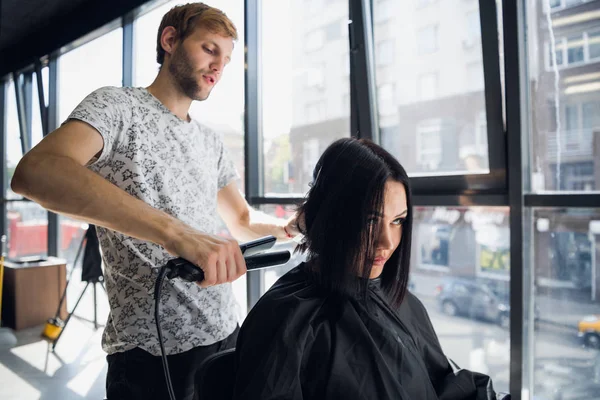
[164,221,246,288]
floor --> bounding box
[0,274,109,400]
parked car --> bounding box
[578,315,600,349]
[436,277,511,328]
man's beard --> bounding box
[168,46,211,101]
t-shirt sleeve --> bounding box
[65,86,131,168]
[216,138,239,189]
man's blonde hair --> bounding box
[156,3,238,65]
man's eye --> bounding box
[204,47,214,54]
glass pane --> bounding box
[589,30,600,60]
[6,201,48,259]
[57,216,88,264]
[528,3,600,193]
[261,0,350,196]
[58,28,123,123]
[6,79,23,199]
[134,0,246,193]
[257,204,305,295]
[411,206,510,393]
[531,208,600,399]
[373,0,491,176]
[31,72,44,147]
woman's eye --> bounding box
[393,218,406,226]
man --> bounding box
[11,3,299,399]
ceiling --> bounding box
[0,0,150,77]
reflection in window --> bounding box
[416,120,443,170]
[261,0,350,196]
[411,206,509,393]
[532,208,600,399]
[373,0,491,176]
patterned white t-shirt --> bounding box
[67,86,240,356]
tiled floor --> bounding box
[1,276,109,400]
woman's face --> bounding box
[369,180,408,279]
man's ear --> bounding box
[160,26,178,58]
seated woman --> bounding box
[232,138,507,400]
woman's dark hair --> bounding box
[297,138,413,306]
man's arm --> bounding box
[217,183,300,242]
[11,120,245,287]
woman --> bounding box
[232,138,508,400]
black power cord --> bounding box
[154,236,291,400]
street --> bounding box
[417,295,600,399]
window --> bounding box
[261,0,350,195]
[56,27,124,264]
[530,209,600,398]
[373,0,492,176]
[567,34,585,64]
[306,30,325,52]
[545,30,600,70]
[418,72,438,100]
[417,25,438,54]
[589,30,600,60]
[5,79,49,259]
[416,120,443,170]
[376,40,395,66]
[58,28,123,123]
[412,206,510,393]
[302,138,320,176]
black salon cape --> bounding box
[233,264,507,400]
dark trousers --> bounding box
[106,326,239,400]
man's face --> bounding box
[168,27,234,101]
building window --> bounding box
[589,30,600,60]
[417,25,438,54]
[546,30,600,69]
[418,72,438,101]
[305,30,325,52]
[376,40,395,66]
[416,119,443,170]
[567,34,585,64]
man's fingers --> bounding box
[233,245,246,280]
[199,253,218,288]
